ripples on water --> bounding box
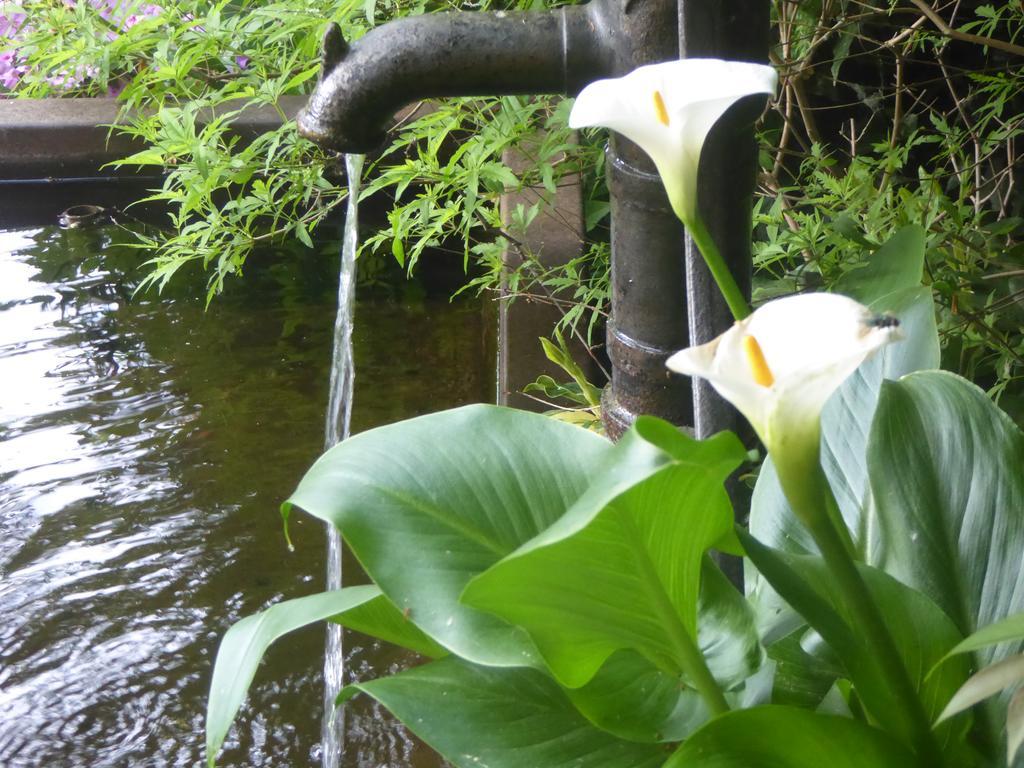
[0,226,492,767]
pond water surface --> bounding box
[0,224,493,767]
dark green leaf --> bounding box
[566,649,709,743]
[765,629,842,709]
[740,530,970,746]
[463,422,752,688]
[565,560,765,744]
[869,372,1024,664]
[287,405,631,667]
[340,657,665,768]
[663,706,915,768]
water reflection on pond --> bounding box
[0,225,493,767]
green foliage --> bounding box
[207,334,1024,766]
[869,372,1024,655]
[360,93,610,343]
[7,0,610,333]
[762,0,1024,411]
[462,424,754,689]
[9,0,1024,407]
[523,329,604,429]
[9,1,359,299]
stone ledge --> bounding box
[0,95,307,180]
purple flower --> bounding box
[234,55,249,70]
[0,2,165,94]
[45,64,99,91]
[81,1,162,31]
[0,19,26,92]
[1,12,27,39]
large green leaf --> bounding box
[285,405,626,667]
[207,586,380,767]
[740,531,971,748]
[662,706,915,768]
[339,657,666,768]
[869,371,1024,665]
[463,419,752,689]
[868,371,1024,759]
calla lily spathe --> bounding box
[666,293,902,455]
[568,59,777,226]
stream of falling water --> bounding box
[321,153,364,768]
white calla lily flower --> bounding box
[666,293,901,456]
[568,58,777,226]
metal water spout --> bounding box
[298,0,692,437]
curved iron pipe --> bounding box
[298,1,622,153]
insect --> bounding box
[865,313,900,329]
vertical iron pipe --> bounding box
[680,0,770,585]
[680,0,770,440]
[600,0,687,439]
[602,140,691,436]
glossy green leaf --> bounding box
[339,657,666,768]
[463,421,751,689]
[696,556,764,685]
[937,654,1024,724]
[566,649,709,743]
[207,586,379,767]
[663,706,915,768]
[869,372,1024,668]
[765,628,843,709]
[285,404,670,668]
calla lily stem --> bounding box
[788,466,945,768]
[686,216,751,322]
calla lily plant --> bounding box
[569,58,777,320]
[663,246,945,763]
[588,61,951,765]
